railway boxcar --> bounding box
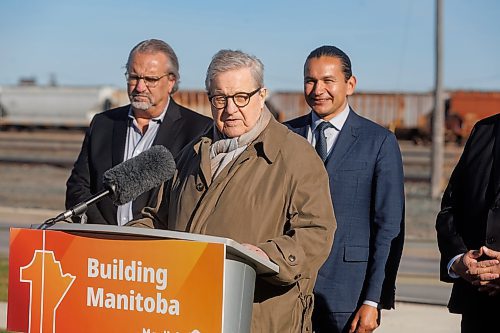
[447,91,500,141]
[266,91,437,142]
[1,85,497,141]
[0,85,127,129]
[266,90,499,144]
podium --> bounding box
[8,224,279,333]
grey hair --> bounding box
[126,39,180,94]
[205,49,264,93]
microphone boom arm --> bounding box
[39,186,114,229]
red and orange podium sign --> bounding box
[8,227,225,333]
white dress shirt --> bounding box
[116,100,169,225]
[307,103,350,160]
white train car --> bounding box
[0,85,128,129]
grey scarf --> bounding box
[209,106,272,179]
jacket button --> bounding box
[288,255,296,262]
[487,237,496,244]
[196,183,204,191]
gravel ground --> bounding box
[0,132,460,240]
[0,162,445,240]
[0,163,70,211]
[405,182,442,239]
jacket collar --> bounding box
[111,105,130,167]
[197,117,283,161]
[194,117,284,186]
[193,133,213,187]
[311,104,350,132]
[492,117,500,199]
[111,99,182,166]
[325,109,361,167]
[151,98,182,146]
[250,117,283,164]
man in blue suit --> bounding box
[285,45,405,333]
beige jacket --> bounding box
[143,118,336,332]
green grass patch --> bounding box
[0,255,8,302]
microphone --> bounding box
[103,145,175,205]
[40,145,176,228]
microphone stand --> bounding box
[38,187,114,230]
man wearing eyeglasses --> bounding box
[66,39,212,225]
[134,49,336,332]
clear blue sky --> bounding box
[1,0,499,92]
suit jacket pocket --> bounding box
[337,161,367,171]
[344,245,369,262]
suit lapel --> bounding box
[111,108,128,167]
[325,110,360,169]
[291,114,310,138]
[132,99,181,217]
[297,121,308,138]
[153,99,182,150]
[109,107,129,219]
[492,118,500,199]
[291,111,360,169]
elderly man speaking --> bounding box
[139,49,335,332]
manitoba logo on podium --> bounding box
[8,228,224,333]
[20,250,76,333]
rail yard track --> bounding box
[0,130,83,167]
[0,129,461,307]
[0,129,463,179]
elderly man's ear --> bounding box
[259,88,267,108]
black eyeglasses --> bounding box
[125,72,172,88]
[208,87,262,109]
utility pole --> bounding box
[431,0,445,199]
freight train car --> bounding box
[446,91,500,142]
[0,85,128,129]
[266,91,437,142]
[266,90,499,144]
[0,85,497,142]
[0,85,212,130]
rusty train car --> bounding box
[0,84,498,143]
[172,89,499,143]
[447,91,500,140]
[265,90,499,143]
[266,91,435,134]
[174,89,437,139]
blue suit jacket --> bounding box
[285,110,405,312]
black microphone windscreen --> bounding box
[102,145,176,206]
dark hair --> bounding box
[126,39,180,94]
[306,45,352,81]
